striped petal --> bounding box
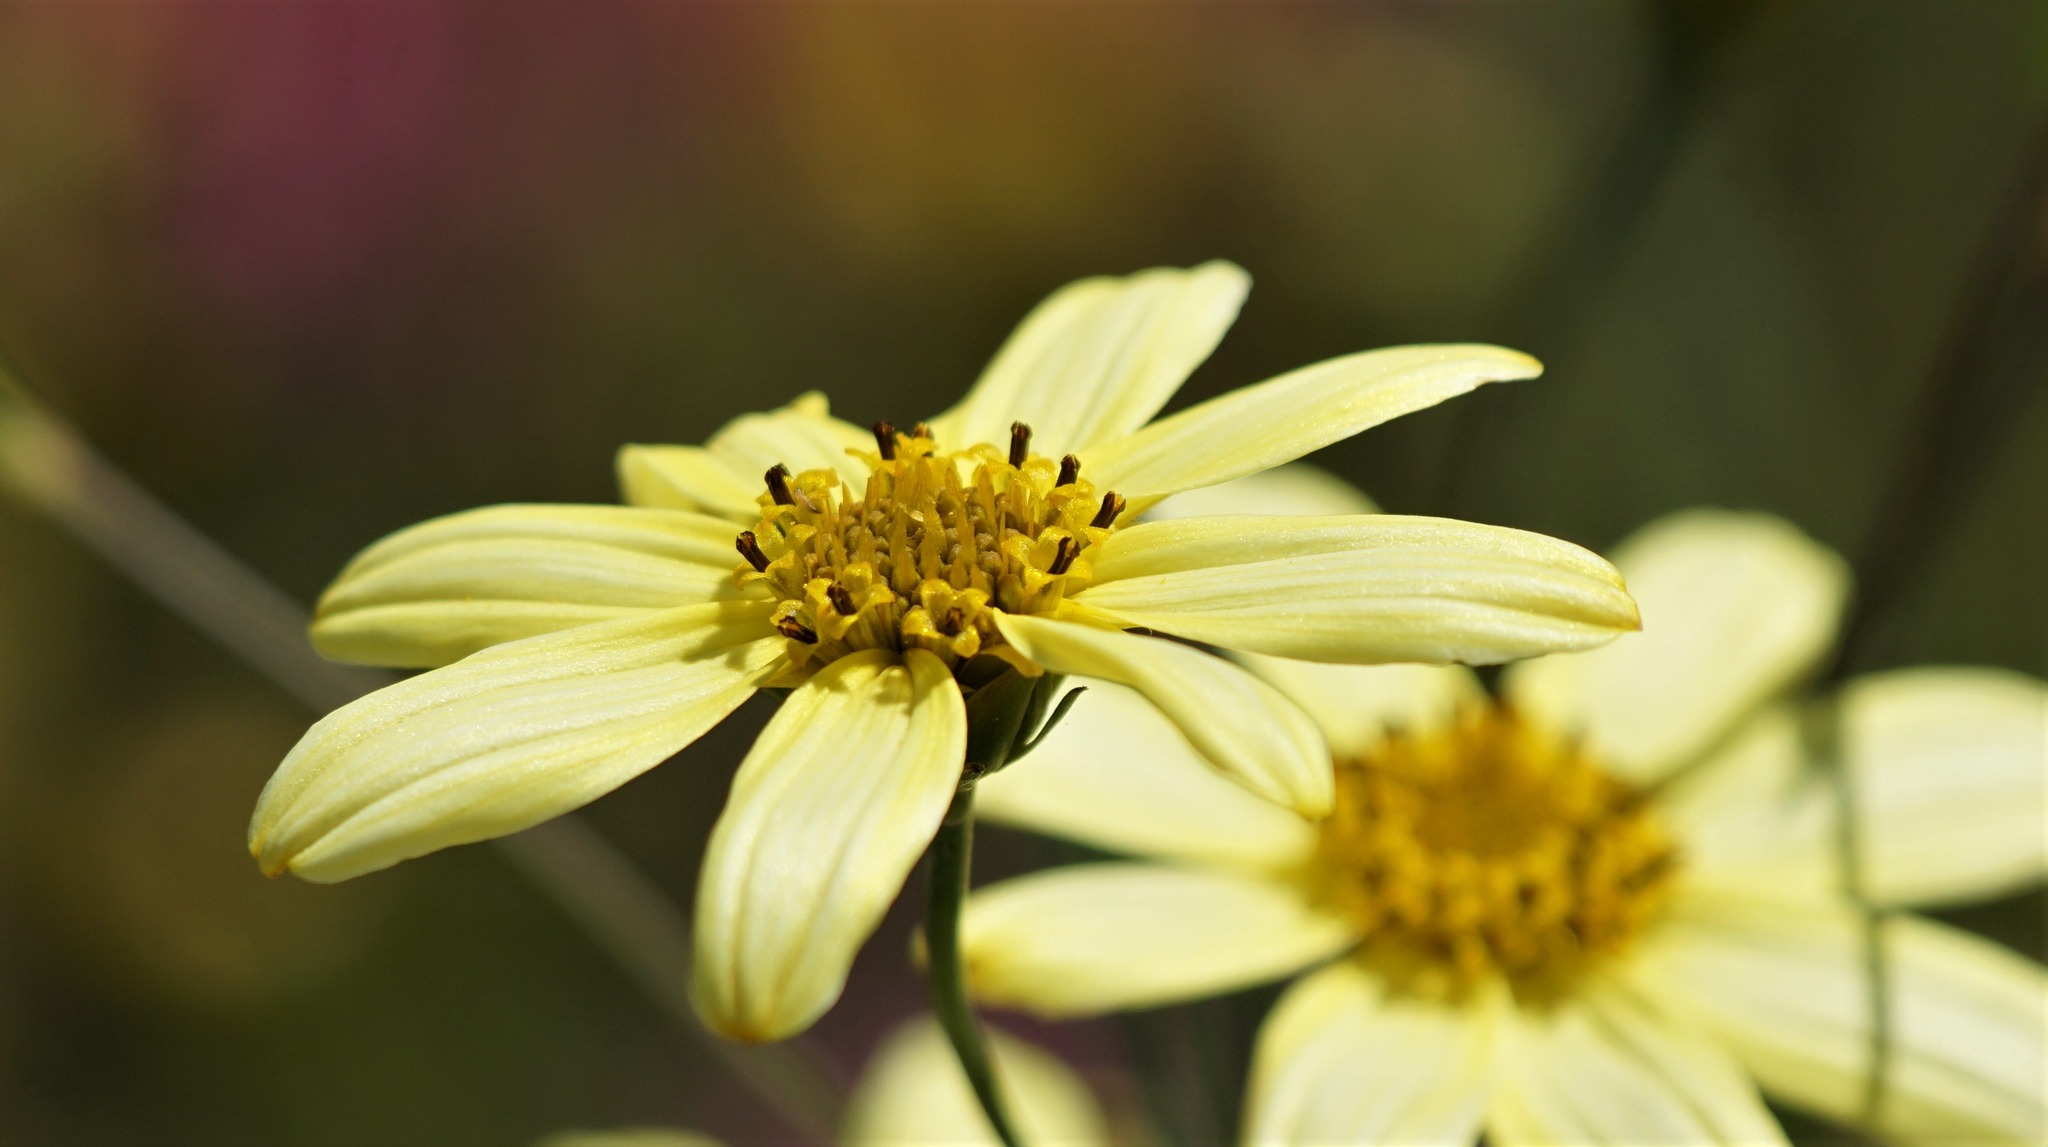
[1086,344,1541,501]
[995,613,1332,816]
[1834,667,2048,907]
[250,601,784,883]
[1247,961,1497,1147]
[616,443,762,521]
[1639,891,2048,1144]
[843,1018,1110,1147]
[704,391,874,491]
[1072,515,1638,666]
[312,504,746,668]
[927,262,1249,457]
[691,649,965,1043]
[1505,510,1848,783]
[1489,975,1787,1146]
[961,862,1354,1017]
[1146,461,1379,522]
[1232,655,1482,761]
[976,678,1317,871]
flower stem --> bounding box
[925,783,1023,1147]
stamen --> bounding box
[1008,422,1031,468]
[1047,536,1080,576]
[1090,491,1125,528]
[912,421,934,442]
[826,583,858,615]
[735,531,770,572]
[1056,454,1081,486]
[871,421,897,461]
[765,464,795,506]
[775,616,819,643]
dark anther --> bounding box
[1056,454,1081,486]
[912,421,934,441]
[765,464,795,506]
[1008,421,1032,467]
[826,583,858,615]
[1047,536,1081,576]
[775,616,819,643]
[871,421,897,461]
[735,531,770,572]
[1090,491,1126,528]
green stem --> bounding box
[925,784,1022,1147]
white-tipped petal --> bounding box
[1836,667,2048,907]
[1086,343,1541,500]
[928,262,1249,457]
[1639,891,2048,1144]
[704,391,874,492]
[1232,655,1482,760]
[996,613,1332,816]
[616,443,762,521]
[692,650,965,1043]
[250,602,784,883]
[843,1017,1110,1147]
[1146,461,1379,522]
[961,862,1354,1017]
[1246,961,1497,1147]
[977,678,1317,871]
[1506,510,1848,782]
[1074,515,1638,666]
[1489,976,1787,1146]
[311,504,747,668]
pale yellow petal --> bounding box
[1232,654,1482,760]
[1146,462,1379,522]
[1086,343,1541,500]
[1505,510,1848,783]
[1489,975,1787,1146]
[927,262,1249,457]
[536,1131,724,1147]
[691,650,965,1043]
[1073,515,1638,666]
[1246,961,1496,1147]
[976,678,1317,871]
[843,1017,1110,1147]
[1651,708,1832,898]
[250,602,784,883]
[705,391,874,491]
[1836,667,2048,907]
[1638,890,2048,1144]
[962,863,1354,1017]
[995,613,1333,816]
[616,443,762,521]
[311,504,746,668]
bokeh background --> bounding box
[0,2,2042,1144]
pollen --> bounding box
[735,422,1126,675]
[1306,704,1678,1004]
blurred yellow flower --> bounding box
[248,264,1639,1043]
[965,471,2047,1145]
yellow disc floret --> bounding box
[1307,704,1678,1004]
[735,421,1127,677]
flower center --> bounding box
[735,421,1126,675]
[1307,704,1679,1003]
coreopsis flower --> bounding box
[248,263,1640,1043]
[963,473,2047,1145]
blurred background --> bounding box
[0,2,2041,1143]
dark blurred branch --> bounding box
[1436,1,1767,517]
[1818,127,2048,685]
[0,363,844,1140]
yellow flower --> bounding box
[248,264,1639,1043]
[533,1017,1107,1147]
[964,472,2047,1145]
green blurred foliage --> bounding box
[0,1,2039,1143]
